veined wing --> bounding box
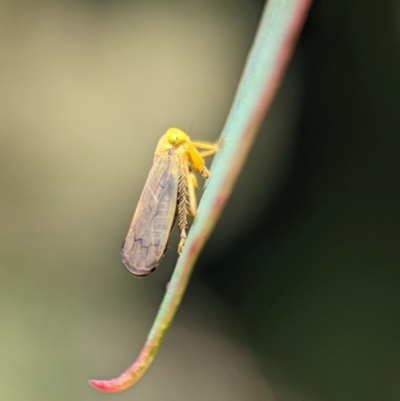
[121,151,178,276]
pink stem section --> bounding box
[89,0,312,393]
[89,339,156,392]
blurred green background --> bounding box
[1,0,399,400]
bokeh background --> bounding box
[1,0,399,400]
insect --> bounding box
[121,127,222,277]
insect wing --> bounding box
[121,152,178,276]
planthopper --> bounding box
[121,128,222,277]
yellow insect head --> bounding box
[167,128,189,146]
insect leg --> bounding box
[177,230,186,254]
[187,138,224,178]
[177,158,190,254]
[190,140,218,151]
[177,172,198,254]
[192,137,224,158]
[187,173,198,217]
[199,149,219,158]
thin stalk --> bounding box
[90,0,312,392]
